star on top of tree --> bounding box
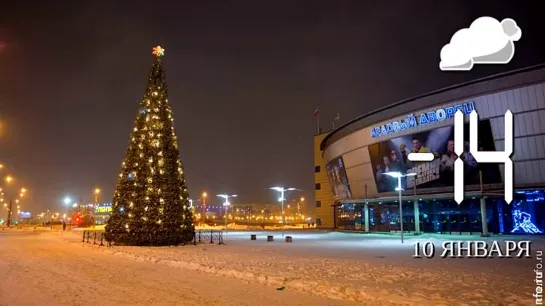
[152,45,165,56]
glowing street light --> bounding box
[93,188,101,204]
[270,186,299,237]
[64,197,72,215]
[5,176,12,184]
[384,171,417,244]
[201,192,207,225]
[217,194,237,232]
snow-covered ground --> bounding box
[0,230,357,306]
[1,228,542,305]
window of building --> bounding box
[314,165,321,173]
[316,218,322,226]
[315,183,321,190]
[316,200,322,208]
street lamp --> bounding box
[270,186,298,237]
[64,197,72,215]
[94,188,100,204]
[92,188,100,227]
[217,194,237,232]
[4,175,14,226]
[384,171,417,244]
[201,192,207,225]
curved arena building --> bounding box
[313,64,545,235]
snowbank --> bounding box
[69,231,535,305]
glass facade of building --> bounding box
[335,189,545,235]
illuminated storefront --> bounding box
[335,190,545,234]
[315,64,545,235]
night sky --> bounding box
[1,1,544,214]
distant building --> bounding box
[315,65,545,235]
[94,203,112,224]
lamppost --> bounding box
[270,186,298,237]
[217,194,237,232]
[4,181,25,227]
[93,188,100,226]
[16,203,20,224]
[64,197,72,216]
[384,171,417,244]
[94,188,100,205]
[5,175,13,226]
[15,188,26,225]
[201,192,207,225]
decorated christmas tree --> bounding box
[105,46,194,246]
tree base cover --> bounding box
[105,224,194,246]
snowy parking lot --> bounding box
[1,229,542,305]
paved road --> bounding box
[0,231,358,306]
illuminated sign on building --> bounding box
[18,212,32,219]
[95,206,112,214]
[370,102,475,138]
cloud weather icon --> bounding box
[439,17,522,71]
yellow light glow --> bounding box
[202,192,207,198]
[5,176,12,183]
[94,188,100,195]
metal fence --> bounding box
[82,230,107,246]
[192,230,224,245]
[81,230,224,247]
